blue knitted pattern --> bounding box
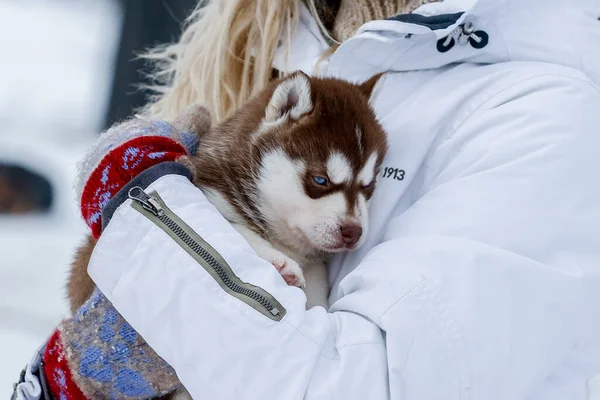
[62,288,179,399]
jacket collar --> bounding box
[276,0,600,87]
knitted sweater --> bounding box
[309,0,439,42]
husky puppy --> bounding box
[66,70,387,399]
[69,71,386,316]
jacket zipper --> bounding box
[128,186,285,322]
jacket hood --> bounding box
[279,0,600,87]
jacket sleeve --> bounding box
[88,76,600,400]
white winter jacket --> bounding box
[89,0,600,399]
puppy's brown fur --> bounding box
[68,71,386,312]
[66,72,387,399]
[67,235,96,313]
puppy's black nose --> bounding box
[340,224,363,246]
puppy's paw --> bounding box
[257,248,305,289]
[272,256,306,289]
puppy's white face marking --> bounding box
[356,193,367,217]
[256,148,373,253]
[326,152,353,184]
[358,152,378,186]
[255,148,306,227]
[355,192,369,243]
[305,191,355,250]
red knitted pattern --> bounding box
[80,136,187,238]
[43,329,87,400]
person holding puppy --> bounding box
[13,0,600,399]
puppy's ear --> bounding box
[358,72,384,102]
[264,71,313,123]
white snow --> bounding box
[0,1,123,396]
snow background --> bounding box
[0,1,123,396]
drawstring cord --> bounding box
[437,22,489,52]
[442,22,483,48]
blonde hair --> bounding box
[142,0,332,124]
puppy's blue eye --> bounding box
[313,176,328,186]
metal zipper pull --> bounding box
[129,190,286,321]
[128,186,163,216]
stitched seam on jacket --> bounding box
[446,72,600,143]
[338,341,385,350]
[379,276,427,322]
[380,276,473,400]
